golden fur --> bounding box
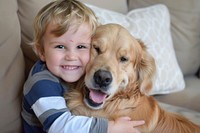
[65,24,200,133]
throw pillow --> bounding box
[127,0,200,76]
[86,4,185,95]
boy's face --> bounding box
[40,22,92,82]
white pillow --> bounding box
[86,4,185,95]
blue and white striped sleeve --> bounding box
[24,72,108,133]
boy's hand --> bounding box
[108,117,145,133]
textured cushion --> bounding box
[86,4,185,95]
[0,0,24,132]
[82,0,128,13]
[127,0,200,76]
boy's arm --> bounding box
[24,75,108,133]
[28,88,108,133]
[48,112,108,133]
[89,117,108,133]
[23,70,143,133]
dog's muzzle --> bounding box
[84,69,112,109]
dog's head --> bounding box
[83,24,156,109]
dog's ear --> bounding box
[136,39,156,95]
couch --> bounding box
[0,0,199,132]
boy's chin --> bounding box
[62,75,82,83]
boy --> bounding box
[21,0,144,132]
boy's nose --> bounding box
[65,51,77,60]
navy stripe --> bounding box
[43,111,65,131]
[31,60,46,76]
[23,119,45,133]
[25,79,64,106]
[39,108,68,124]
[22,98,34,114]
[24,70,60,95]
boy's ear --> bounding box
[39,53,45,61]
[136,39,156,95]
[35,44,45,61]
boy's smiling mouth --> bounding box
[61,65,81,70]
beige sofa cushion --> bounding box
[18,0,52,76]
[0,0,24,132]
[0,0,52,132]
[155,75,200,112]
[127,0,200,76]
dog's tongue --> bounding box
[89,89,107,104]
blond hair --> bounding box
[32,0,99,55]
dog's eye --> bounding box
[93,45,101,54]
[120,56,128,62]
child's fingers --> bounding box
[116,116,145,131]
[117,116,132,121]
[132,120,145,127]
[117,117,145,127]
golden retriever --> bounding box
[65,23,200,133]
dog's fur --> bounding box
[65,24,200,133]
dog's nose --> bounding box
[94,70,112,88]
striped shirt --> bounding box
[21,60,108,133]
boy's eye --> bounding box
[77,45,87,49]
[55,45,65,49]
